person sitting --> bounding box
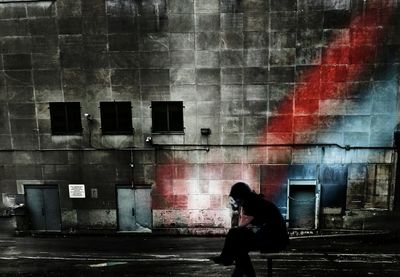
[210,182,289,277]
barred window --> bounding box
[49,102,82,135]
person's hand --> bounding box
[239,214,253,226]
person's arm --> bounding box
[231,209,240,227]
[238,207,254,227]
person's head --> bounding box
[229,182,252,209]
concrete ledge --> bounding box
[153,227,229,236]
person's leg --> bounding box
[231,267,244,277]
[230,228,257,277]
[212,227,242,265]
[212,227,258,276]
[234,253,256,277]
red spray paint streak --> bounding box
[153,1,396,214]
[264,2,394,141]
[260,1,396,198]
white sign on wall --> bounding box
[68,184,86,198]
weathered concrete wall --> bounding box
[0,0,399,234]
[0,149,153,231]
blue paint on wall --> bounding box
[320,164,348,208]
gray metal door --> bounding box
[25,185,61,231]
[117,186,152,232]
[117,187,136,231]
[134,188,152,230]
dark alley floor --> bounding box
[1,232,400,276]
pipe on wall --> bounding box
[0,0,56,4]
[0,143,395,152]
[393,131,400,212]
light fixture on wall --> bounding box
[200,128,211,136]
[84,113,93,122]
[84,113,94,148]
[200,128,211,152]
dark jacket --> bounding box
[242,193,289,251]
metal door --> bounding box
[25,185,61,231]
[287,180,320,230]
[116,187,136,231]
[116,186,152,232]
[134,187,152,230]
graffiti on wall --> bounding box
[153,1,399,229]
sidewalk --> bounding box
[1,231,400,276]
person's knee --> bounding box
[227,227,241,237]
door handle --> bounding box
[42,207,45,216]
[132,208,135,216]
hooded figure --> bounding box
[211,182,289,277]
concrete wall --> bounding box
[0,0,399,234]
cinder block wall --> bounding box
[0,0,399,233]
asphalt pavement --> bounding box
[1,232,400,276]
